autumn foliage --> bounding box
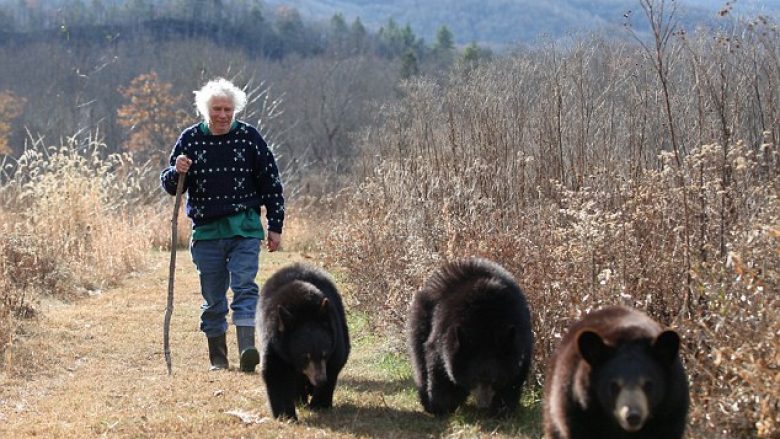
[0,91,26,156]
[117,72,190,161]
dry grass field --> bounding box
[0,249,542,439]
[1,12,777,436]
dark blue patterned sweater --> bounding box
[160,121,285,233]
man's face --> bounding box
[208,96,234,135]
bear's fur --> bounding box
[407,257,533,416]
[258,263,350,420]
[543,306,689,439]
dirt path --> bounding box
[0,250,539,438]
[0,250,313,437]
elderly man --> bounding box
[160,77,284,372]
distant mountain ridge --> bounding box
[262,0,780,48]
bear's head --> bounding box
[277,298,334,386]
[577,328,680,432]
[446,324,521,409]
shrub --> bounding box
[326,71,779,437]
[0,133,157,366]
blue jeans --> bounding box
[190,237,260,338]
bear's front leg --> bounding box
[308,376,336,409]
[425,362,468,416]
[489,381,521,417]
[262,362,299,420]
[295,374,311,406]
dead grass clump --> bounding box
[0,236,40,364]
[0,133,157,362]
[279,198,334,254]
[4,137,153,287]
[147,203,191,251]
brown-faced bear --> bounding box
[258,263,350,420]
[407,257,533,416]
[543,305,689,439]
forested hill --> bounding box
[261,0,780,47]
[2,0,779,50]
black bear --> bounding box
[407,257,533,416]
[543,305,689,439]
[258,263,350,420]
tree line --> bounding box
[0,0,474,62]
[0,0,489,195]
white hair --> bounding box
[193,77,247,123]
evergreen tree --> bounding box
[429,24,456,69]
[351,17,366,37]
[459,42,489,73]
[328,13,349,54]
[433,25,454,52]
[401,24,417,49]
[400,49,418,79]
[462,42,480,66]
[234,1,268,55]
[378,18,422,59]
[330,13,348,35]
[350,17,368,54]
[377,17,400,57]
[275,6,308,55]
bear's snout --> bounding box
[626,410,642,428]
[472,383,495,409]
[303,359,328,386]
[614,388,649,432]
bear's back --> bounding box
[262,263,340,303]
[419,257,529,324]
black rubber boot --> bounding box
[207,333,229,371]
[237,326,260,373]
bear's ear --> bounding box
[652,330,680,366]
[277,305,294,333]
[577,330,611,366]
[318,298,330,316]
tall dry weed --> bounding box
[0,133,158,366]
[147,203,191,251]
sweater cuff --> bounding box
[267,224,283,234]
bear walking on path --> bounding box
[543,305,689,439]
[258,263,350,420]
[407,257,533,416]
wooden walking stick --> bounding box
[164,173,186,375]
